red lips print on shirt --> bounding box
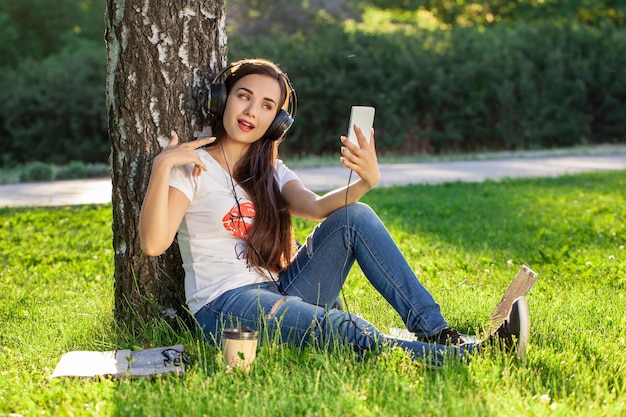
[222,201,255,239]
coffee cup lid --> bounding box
[223,326,258,340]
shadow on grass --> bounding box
[364,170,625,275]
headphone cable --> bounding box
[335,169,374,352]
[220,143,283,292]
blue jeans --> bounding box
[195,203,478,365]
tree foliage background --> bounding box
[0,0,624,167]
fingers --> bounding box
[343,125,373,151]
[192,164,203,177]
[157,130,212,176]
[339,127,379,185]
[346,125,365,150]
[193,136,216,148]
[340,131,375,158]
[367,128,375,149]
[168,130,180,147]
[168,130,216,148]
[354,125,367,149]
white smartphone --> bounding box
[347,106,375,147]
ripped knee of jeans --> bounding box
[267,296,289,320]
[306,233,313,257]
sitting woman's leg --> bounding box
[279,203,449,338]
[195,282,476,367]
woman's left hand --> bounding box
[339,125,380,189]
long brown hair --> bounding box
[209,58,295,273]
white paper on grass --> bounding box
[51,344,185,379]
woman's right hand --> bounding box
[154,130,215,176]
[139,130,215,256]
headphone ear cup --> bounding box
[265,109,294,141]
[208,82,227,117]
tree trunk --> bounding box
[105,0,227,330]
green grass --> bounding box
[1,171,625,416]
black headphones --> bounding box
[207,61,297,141]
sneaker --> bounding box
[493,296,530,360]
[416,327,468,346]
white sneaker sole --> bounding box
[509,296,530,360]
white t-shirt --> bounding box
[169,149,299,315]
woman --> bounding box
[139,58,520,367]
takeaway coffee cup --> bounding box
[222,327,258,372]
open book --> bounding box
[51,344,187,379]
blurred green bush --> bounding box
[230,21,626,156]
[0,17,624,166]
[12,160,110,184]
[19,161,56,182]
[0,40,108,166]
